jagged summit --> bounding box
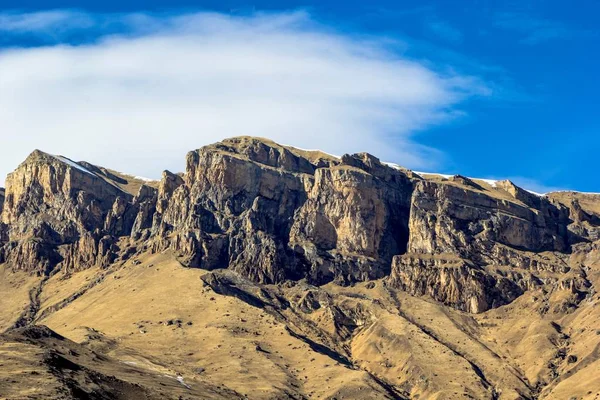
[13,149,159,196]
[218,136,340,164]
[21,149,59,163]
[18,149,94,175]
[13,139,546,202]
[0,136,594,309]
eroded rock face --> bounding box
[0,151,127,273]
[388,254,527,313]
[1,137,598,312]
[406,180,571,257]
[386,180,578,311]
[0,151,161,274]
[2,151,122,232]
[0,188,5,215]
[152,138,312,282]
[289,153,413,284]
[151,138,413,285]
[0,188,5,256]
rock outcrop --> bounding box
[289,152,413,284]
[0,187,5,214]
[151,137,413,285]
[388,254,527,313]
[1,151,122,273]
[386,179,578,311]
[151,138,314,282]
[1,137,598,312]
[0,151,155,274]
[405,180,571,257]
[0,188,5,252]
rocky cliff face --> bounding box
[388,254,530,313]
[387,178,581,312]
[289,153,413,284]
[1,137,598,313]
[149,137,413,285]
[0,188,5,248]
[0,151,157,274]
[0,151,120,274]
[0,188,5,214]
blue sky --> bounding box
[0,1,598,193]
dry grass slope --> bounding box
[1,241,598,399]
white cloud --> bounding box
[0,10,94,34]
[0,10,488,183]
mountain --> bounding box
[0,136,599,399]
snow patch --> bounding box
[118,172,158,182]
[285,147,600,196]
[412,171,454,180]
[133,176,155,182]
[413,170,500,187]
[280,143,340,159]
[382,162,403,170]
[52,155,95,176]
[412,171,550,196]
[177,376,191,389]
[163,374,191,389]
[476,179,498,188]
[547,190,600,196]
[327,158,555,197]
[524,189,544,197]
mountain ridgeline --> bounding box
[0,137,596,314]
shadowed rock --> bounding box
[1,137,598,313]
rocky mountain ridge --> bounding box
[0,137,597,315]
[2,136,600,399]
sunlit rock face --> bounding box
[1,137,598,312]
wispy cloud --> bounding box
[0,10,488,182]
[494,12,593,45]
[426,19,463,44]
[0,10,94,34]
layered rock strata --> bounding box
[0,137,597,312]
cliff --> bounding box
[0,151,156,274]
[0,137,598,313]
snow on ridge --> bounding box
[382,162,404,170]
[525,189,545,197]
[547,190,600,196]
[53,155,95,176]
[411,171,550,196]
[278,152,559,197]
[118,172,158,182]
[280,143,340,159]
[245,145,600,196]
[476,178,499,188]
[133,176,155,182]
[51,154,159,184]
[412,170,454,180]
